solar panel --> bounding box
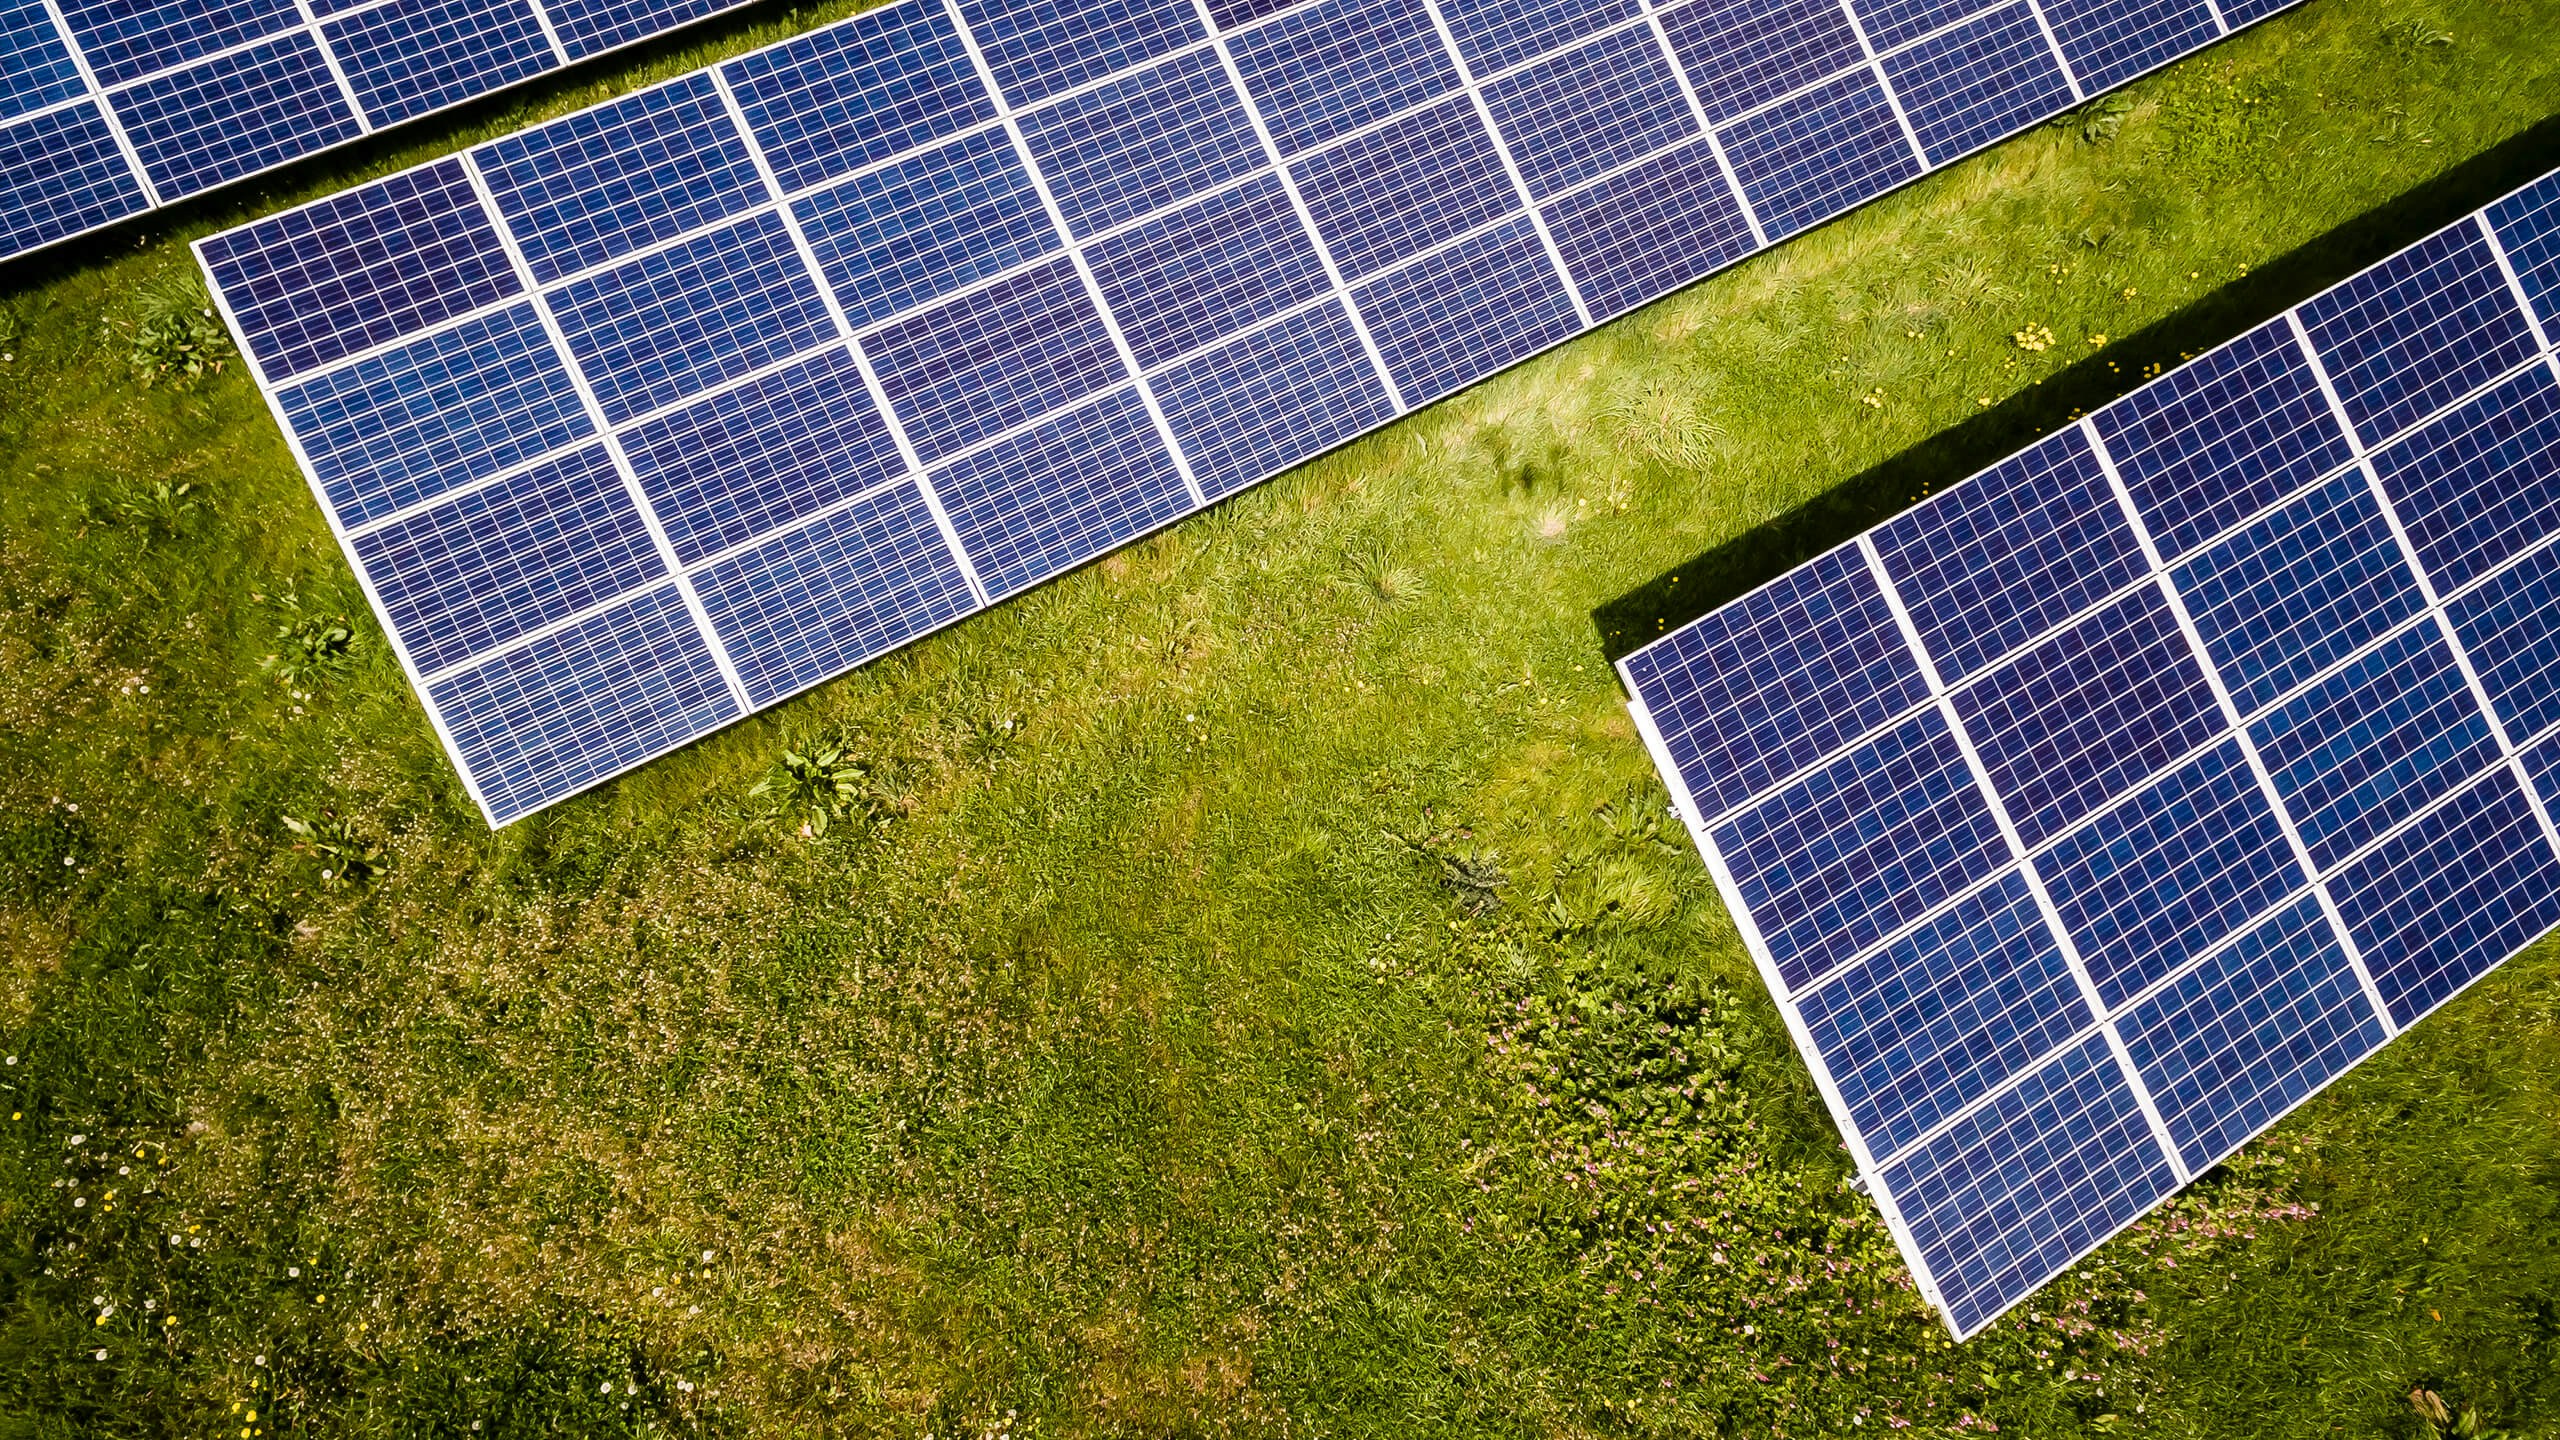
[202,0,2311,825]
[0,0,762,263]
[1621,168,2560,1338]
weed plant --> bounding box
[2,0,2558,1434]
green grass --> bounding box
[4,0,2560,1433]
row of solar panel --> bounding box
[1621,169,2560,1337]
[200,0,2299,823]
[0,0,759,260]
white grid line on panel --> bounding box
[2200,0,2232,35]
[1418,0,1595,327]
[523,0,576,65]
[2018,0,2087,101]
[455,150,755,708]
[288,0,379,134]
[1621,692,1954,1317]
[1633,0,1769,246]
[1854,534,2195,1185]
[188,234,501,825]
[2480,212,2557,355]
[705,67,994,606]
[1828,3,1930,171]
[940,0,1209,510]
[2283,309,2560,862]
[2077,414,2403,1037]
[34,0,162,205]
[1189,0,1406,408]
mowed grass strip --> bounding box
[2,1,2558,1434]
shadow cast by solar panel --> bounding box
[1591,115,2560,666]
[0,0,818,292]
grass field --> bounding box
[5,0,2560,1433]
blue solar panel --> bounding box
[2487,171,2560,334]
[2249,623,2500,871]
[1437,0,1634,74]
[958,0,1204,106]
[2118,894,2385,1173]
[0,101,147,254]
[1154,301,1396,499]
[618,346,908,565]
[2328,769,2560,1025]
[1227,0,1458,153]
[1,0,87,118]
[1482,25,1696,200]
[2296,220,2541,447]
[1291,95,1517,279]
[1622,170,2560,1337]
[475,74,769,286]
[2368,362,2560,591]
[1952,588,2224,848]
[200,0,2323,838]
[929,387,1193,597]
[2,0,781,264]
[201,157,521,383]
[280,302,594,528]
[1655,0,1861,125]
[2037,0,2216,92]
[1352,214,1582,404]
[325,0,557,128]
[429,584,739,821]
[1880,1033,2178,1339]
[720,1,993,193]
[793,128,1062,330]
[2447,538,2560,745]
[862,254,1128,462]
[693,481,979,705]
[1019,47,1263,236]
[548,211,838,426]
[1871,427,2144,685]
[1540,137,1756,319]
[1087,174,1330,367]
[1623,544,1930,820]
[1848,0,1995,51]
[353,443,669,675]
[2214,0,2305,26]
[1879,2,2073,165]
[60,0,302,88]
[112,32,362,198]
[1714,708,2010,992]
[1799,872,2088,1160]
[2038,738,2300,1007]
[2172,472,2428,716]
[2094,317,2356,561]
[1716,68,1921,241]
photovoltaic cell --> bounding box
[280,302,594,528]
[2296,221,2539,447]
[1622,170,2560,1338]
[2487,171,2560,332]
[325,0,557,128]
[2094,317,2355,561]
[1716,68,1920,242]
[111,32,363,198]
[0,0,769,264]
[1437,0,1635,74]
[202,0,2320,839]
[693,483,979,705]
[2172,472,2427,716]
[2037,0,2216,91]
[474,73,770,286]
[1871,427,2144,685]
[2117,895,2384,1173]
[2037,739,2300,1007]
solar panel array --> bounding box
[1620,166,2560,1339]
[200,0,2302,825]
[0,0,758,262]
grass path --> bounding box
[3,0,2559,1433]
